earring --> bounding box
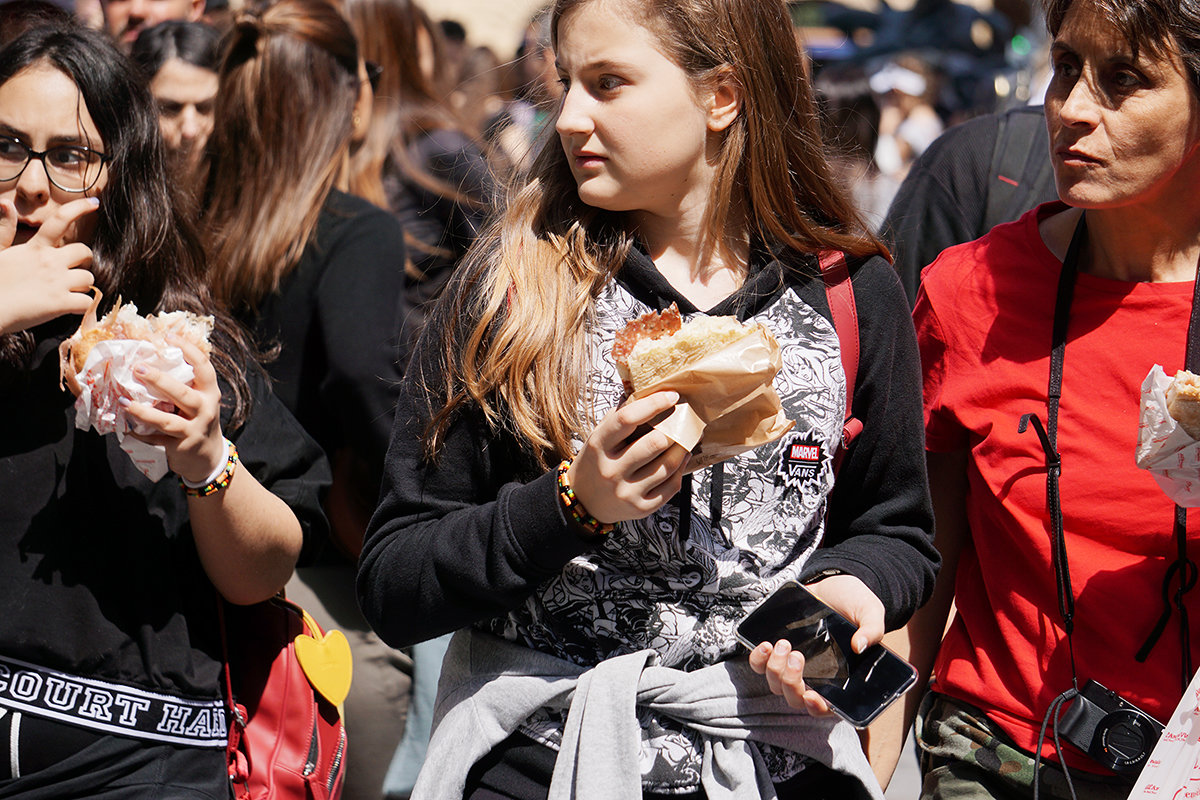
[353,113,362,128]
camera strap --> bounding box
[1024,212,1200,799]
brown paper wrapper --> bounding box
[628,324,794,469]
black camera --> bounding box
[1058,680,1164,776]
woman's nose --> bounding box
[555,83,593,139]
[1058,74,1102,128]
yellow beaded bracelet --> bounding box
[180,439,239,498]
[556,459,613,537]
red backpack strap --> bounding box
[817,251,864,457]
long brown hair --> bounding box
[202,0,360,309]
[422,0,886,466]
[341,0,492,247]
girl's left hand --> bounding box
[747,573,885,714]
[122,335,227,485]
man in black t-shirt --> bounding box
[879,104,1057,305]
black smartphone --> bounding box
[735,580,917,728]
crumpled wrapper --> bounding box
[1136,364,1200,506]
[73,339,195,482]
[628,324,794,470]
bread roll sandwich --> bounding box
[59,289,214,398]
[1167,369,1200,439]
[611,303,760,394]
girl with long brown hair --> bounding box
[201,2,410,796]
[358,0,935,796]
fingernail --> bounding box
[757,643,772,656]
[86,197,100,207]
[117,396,130,408]
[133,364,147,376]
[788,652,803,671]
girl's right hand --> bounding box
[0,197,98,335]
[567,390,691,525]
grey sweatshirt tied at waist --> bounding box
[411,627,884,800]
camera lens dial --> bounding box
[1091,709,1159,773]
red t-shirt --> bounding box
[915,202,1200,769]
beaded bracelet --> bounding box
[556,459,614,537]
[180,438,239,497]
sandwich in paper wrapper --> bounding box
[612,304,794,469]
[1136,364,1200,506]
[59,290,214,482]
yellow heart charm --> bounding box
[294,629,353,707]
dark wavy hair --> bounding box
[1043,0,1200,95]
[129,19,222,80]
[0,24,256,424]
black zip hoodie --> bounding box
[358,245,936,660]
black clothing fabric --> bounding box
[248,189,408,507]
[383,129,492,371]
[880,105,1056,305]
[359,246,937,649]
[0,329,329,705]
[0,732,228,798]
[462,732,872,800]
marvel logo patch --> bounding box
[778,431,827,492]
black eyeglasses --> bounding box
[364,60,383,93]
[0,134,109,193]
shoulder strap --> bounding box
[818,251,863,457]
[983,109,1056,232]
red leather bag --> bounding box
[219,595,349,799]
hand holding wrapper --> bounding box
[1137,365,1200,506]
[58,290,214,481]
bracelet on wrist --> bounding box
[180,438,239,497]
[556,459,614,537]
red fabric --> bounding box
[914,202,1200,770]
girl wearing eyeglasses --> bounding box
[0,21,329,796]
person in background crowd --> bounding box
[815,62,892,229]
[872,0,1200,796]
[870,52,945,187]
[340,0,499,794]
[199,1,409,795]
[0,0,72,42]
[0,21,328,794]
[130,19,219,206]
[486,3,561,170]
[97,0,202,50]
[344,0,498,375]
[435,16,466,90]
[878,103,1055,306]
[449,44,507,143]
[357,0,937,796]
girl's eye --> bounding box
[596,75,624,93]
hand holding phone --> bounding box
[738,580,916,728]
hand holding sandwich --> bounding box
[566,390,691,528]
[0,197,98,335]
[120,333,227,487]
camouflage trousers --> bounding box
[914,692,1131,800]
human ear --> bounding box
[706,68,742,133]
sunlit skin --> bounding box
[101,0,203,48]
[0,63,107,248]
[1045,0,1200,213]
[553,2,718,230]
[150,57,217,164]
